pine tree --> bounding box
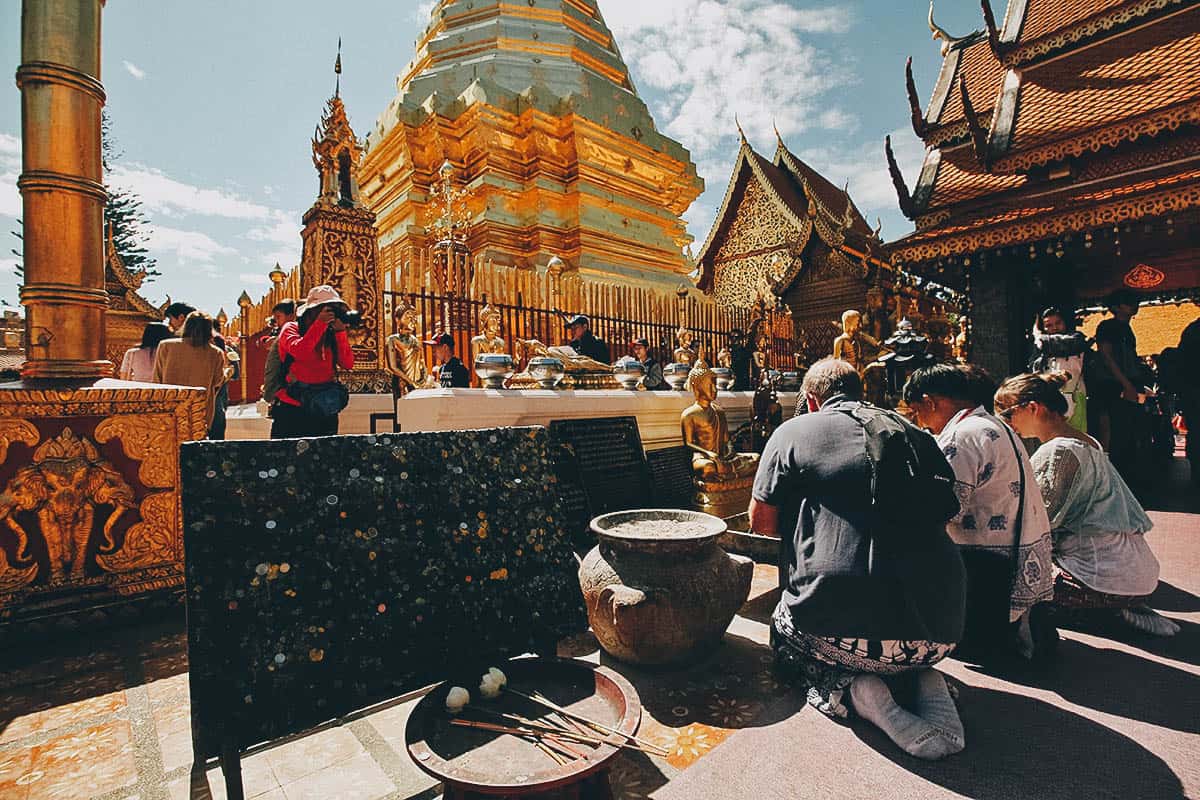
[9,111,159,287]
[102,111,159,280]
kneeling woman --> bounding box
[995,372,1177,636]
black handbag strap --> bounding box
[1000,423,1027,579]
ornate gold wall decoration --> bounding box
[96,490,177,572]
[0,419,39,464]
[94,413,176,489]
[3,428,137,585]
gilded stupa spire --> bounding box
[312,42,362,207]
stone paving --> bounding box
[0,462,1196,800]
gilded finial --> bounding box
[773,120,784,147]
[734,114,747,144]
[334,37,342,97]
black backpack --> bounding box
[837,405,960,530]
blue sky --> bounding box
[0,0,988,315]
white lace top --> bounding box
[1032,437,1159,596]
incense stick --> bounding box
[506,688,669,756]
[450,718,660,756]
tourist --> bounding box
[151,311,229,435]
[750,359,967,760]
[903,363,1056,661]
[1028,307,1088,432]
[994,372,1178,636]
[118,322,172,383]
[207,318,239,440]
[164,301,196,335]
[262,299,297,417]
[271,285,354,439]
[427,332,469,388]
[630,337,666,390]
[1088,289,1145,477]
[565,314,610,364]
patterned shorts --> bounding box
[770,604,955,719]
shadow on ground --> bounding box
[856,682,1186,800]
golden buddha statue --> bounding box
[470,304,507,365]
[832,309,883,374]
[717,347,733,369]
[673,327,698,366]
[681,363,759,517]
[385,299,434,396]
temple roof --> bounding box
[889,2,1200,261]
[105,226,163,318]
[696,134,885,292]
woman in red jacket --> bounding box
[270,285,355,439]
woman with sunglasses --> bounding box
[995,372,1177,636]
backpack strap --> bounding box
[999,424,1027,589]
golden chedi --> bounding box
[359,0,704,291]
[681,363,759,518]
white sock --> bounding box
[1121,607,1180,637]
[913,670,965,753]
[849,675,957,760]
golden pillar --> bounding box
[237,291,251,402]
[17,0,110,379]
[0,0,206,624]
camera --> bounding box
[334,307,364,328]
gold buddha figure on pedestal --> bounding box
[681,363,759,517]
[832,309,883,374]
[470,304,507,365]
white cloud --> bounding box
[245,214,300,246]
[108,164,276,221]
[415,2,436,22]
[0,170,19,219]
[792,128,926,215]
[239,273,272,288]
[122,61,147,80]
[149,225,237,266]
[0,134,19,156]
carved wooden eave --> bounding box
[890,163,1200,264]
[1000,0,1190,68]
[105,235,160,318]
[694,139,813,292]
[886,135,918,220]
[906,57,929,139]
[959,75,992,169]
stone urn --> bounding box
[579,509,754,666]
[663,363,690,390]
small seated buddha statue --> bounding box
[470,304,507,364]
[673,327,698,367]
[681,363,759,517]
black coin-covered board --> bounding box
[547,416,652,545]
[646,446,695,510]
[181,427,586,758]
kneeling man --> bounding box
[749,358,968,759]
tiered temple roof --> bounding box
[696,132,887,299]
[889,0,1200,270]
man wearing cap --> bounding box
[565,314,610,364]
[427,332,470,388]
[631,337,666,390]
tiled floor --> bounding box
[0,562,785,800]
[1,456,1196,799]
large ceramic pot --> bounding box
[579,509,754,666]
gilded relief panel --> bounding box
[0,385,205,620]
[712,180,798,308]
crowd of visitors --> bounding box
[750,355,1178,763]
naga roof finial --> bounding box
[928,1,968,56]
[735,114,748,144]
[773,119,784,148]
